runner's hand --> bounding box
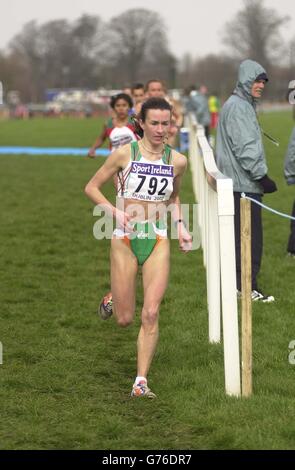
[87,148,96,158]
[177,222,193,253]
[114,208,133,232]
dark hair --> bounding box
[133,97,172,138]
[110,93,133,110]
[131,83,144,92]
[140,97,172,122]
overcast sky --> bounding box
[1,0,294,58]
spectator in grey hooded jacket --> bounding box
[216,59,277,302]
[284,126,295,257]
[187,85,211,140]
[199,85,211,140]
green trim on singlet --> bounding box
[128,116,135,126]
[130,141,172,164]
[131,141,141,161]
[130,220,166,266]
[162,144,172,164]
[106,117,113,129]
[123,141,138,191]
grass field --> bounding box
[0,113,294,450]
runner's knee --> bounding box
[115,311,134,328]
[141,305,159,326]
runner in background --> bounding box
[208,93,221,130]
[87,93,137,157]
[144,79,183,147]
[131,83,145,115]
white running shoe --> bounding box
[99,292,113,320]
[131,380,156,399]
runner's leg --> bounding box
[111,238,138,327]
[136,239,170,378]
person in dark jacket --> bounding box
[216,59,277,302]
[284,126,295,257]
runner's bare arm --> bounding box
[169,151,187,202]
[169,153,192,252]
[87,125,108,157]
[85,144,129,212]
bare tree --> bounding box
[178,54,196,88]
[107,9,174,85]
[289,37,295,71]
[70,15,107,87]
[9,16,105,101]
[9,21,45,101]
[222,0,289,69]
[0,51,31,101]
[177,54,237,100]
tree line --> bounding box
[0,0,294,102]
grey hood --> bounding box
[216,59,268,194]
[234,59,268,105]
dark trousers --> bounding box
[204,125,210,140]
[287,200,295,254]
[234,192,263,291]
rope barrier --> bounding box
[241,193,295,221]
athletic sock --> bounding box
[135,376,147,385]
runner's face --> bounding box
[114,99,130,118]
[141,109,171,145]
[146,82,165,98]
[132,89,145,104]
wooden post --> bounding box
[241,198,252,397]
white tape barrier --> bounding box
[242,193,295,221]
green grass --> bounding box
[0,116,105,147]
[0,114,294,450]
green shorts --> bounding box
[113,220,167,266]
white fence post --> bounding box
[188,116,241,397]
[217,179,241,397]
[207,186,221,343]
